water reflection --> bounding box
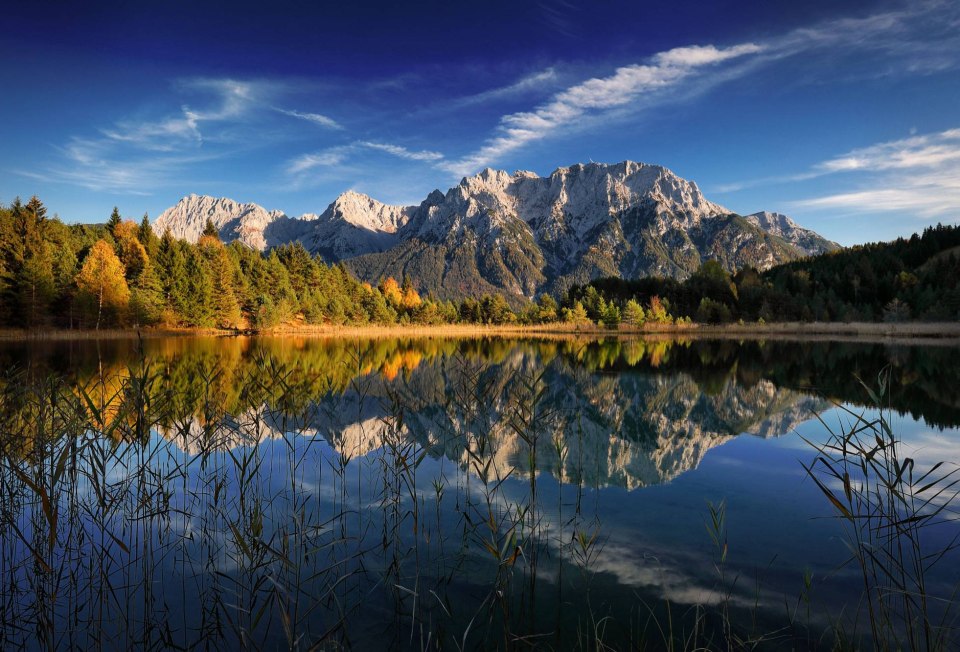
[0,335,957,650]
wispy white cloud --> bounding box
[816,129,960,173]
[791,129,960,218]
[100,79,260,151]
[441,2,960,179]
[439,44,763,177]
[29,79,279,193]
[450,67,560,108]
[357,141,444,162]
[275,107,343,130]
[772,1,960,76]
[282,140,446,190]
[794,186,960,217]
[286,146,352,175]
[19,139,222,195]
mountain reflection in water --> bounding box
[0,335,957,650]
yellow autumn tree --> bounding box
[76,240,130,329]
[401,286,422,310]
[399,275,421,310]
[379,277,403,306]
[113,219,139,242]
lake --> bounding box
[0,335,957,650]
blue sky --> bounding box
[2,0,958,245]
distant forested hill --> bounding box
[565,223,960,323]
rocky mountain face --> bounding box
[154,161,838,300]
[744,211,837,257]
[153,193,310,251]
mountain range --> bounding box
[154,161,838,300]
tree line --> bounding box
[0,197,545,329]
[563,223,960,325]
[1,195,957,330]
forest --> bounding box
[1,195,958,330]
[564,223,960,324]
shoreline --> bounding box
[0,321,957,345]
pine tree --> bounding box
[25,196,47,224]
[202,218,219,239]
[19,247,55,327]
[115,221,148,281]
[16,196,55,326]
[138,213,153,245]
[129,261,164,326]
[137,213,160,259]
[107,206,122,237]
[182,249,213,326]
[75,240,130,329]
[201,239,241,328]
[44,219,79,327]
[155,230,189,322]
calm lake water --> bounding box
[0,335,957,650]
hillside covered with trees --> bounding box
[563,223,960,325]
[0,195,957,330]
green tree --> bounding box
[565,301,591,326]
[623,298,646,327]
[107,206,122,237]
[202,218,219,239]
[129,261,164,326]
[182,249,214,326]
[16,196,55,326]
[200,239,242,328]
[601,302,621,328]
[155,231,189,322]
[479,294,514,324]
[536,293,558,322]
[137,213,160,258]
[696,297,732,324]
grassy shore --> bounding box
[0,320,958,344]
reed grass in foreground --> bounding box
[0,345,955,650]
[803,370,960,651]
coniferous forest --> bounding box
[1,195,958,330]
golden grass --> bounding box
[0,320,958,344]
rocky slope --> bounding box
[744,211,836,257]
[154,161,839,300]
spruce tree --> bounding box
[138,213,153,245]
[183,249,214,326]
[16,196,55,326]
[107,206,122,236]
[155,231,190,323]
[202,218,219,239]
[129,261,164,326]
[201,240,242,328]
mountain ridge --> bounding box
[154,161,839,300]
